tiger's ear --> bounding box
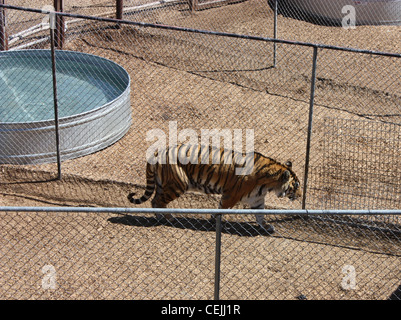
[285,160,292,168]
[281,170,290,181]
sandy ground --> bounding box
[1,0,401,299]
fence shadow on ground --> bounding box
[388,284,401,300]
[107,214,274,237]
[108,213,401,258]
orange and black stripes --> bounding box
[128,144,301,210]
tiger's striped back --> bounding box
[128,144,301,212]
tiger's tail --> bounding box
[128,163,155,204]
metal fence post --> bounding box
[214,214,222,300]
[0,0,7,51]
[116,0,123,20]
[302,46,318,209]
[273,0,278,67]
[50,11,62,180]
[53,0,64,49]
[188,0,198,11]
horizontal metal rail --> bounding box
[0,206,400,216]
[1,4,401,58]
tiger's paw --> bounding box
[261,223,275,235]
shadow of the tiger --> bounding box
[107,215,274,237]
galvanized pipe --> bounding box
[116,0,123,20]
[273,0,278,67]
[53,0,64,49]
[302,46,318,209]
[49,12,62,180]
[214,214,222,300]
[1,206,400,216]
[1,4,401,58]
[0,0,7,51]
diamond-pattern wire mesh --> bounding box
[307,49,401,211]
[270,0,401,54]
[311,118,401,211]
[0,210,217,299]
[1,5,312,210]
[1,1,401,299]
[273,0,401,26]
[1,210,401,299]
[220,213,401,300]
[8,0,401,51]
[0,50,56,163]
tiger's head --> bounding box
[276,161,301,201]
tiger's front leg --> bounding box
[254,208,275,234]
[245,196,275,234]
[210,194,240,225]
[255,214,274,234]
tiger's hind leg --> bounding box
[152,197,173,222]
[153,183,187,223]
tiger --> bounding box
[127,143,301,233]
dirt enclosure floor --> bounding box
[1,0,401,299]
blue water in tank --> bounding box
[0,50,131,164]
[0,50,126,123]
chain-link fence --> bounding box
[5,0,401,51]
[1,208,401,300]
[0,1,401,299]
